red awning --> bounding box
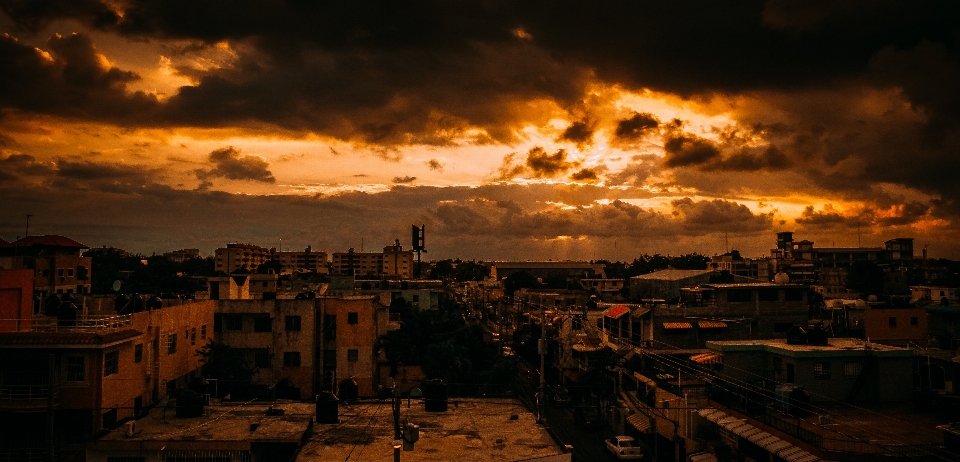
[690,353,722,364]
[663,322,693,329]
[604,304,631,319]
[698,321,727,328]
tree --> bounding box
[196,341,256,398]
[504,270,540,295]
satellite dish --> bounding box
[773,272,790,284]
[112,280,122,292]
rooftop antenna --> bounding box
[25,214,32,238]
[724,232,729,253]
[857,221,861,248]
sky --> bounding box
[1,1,960,261]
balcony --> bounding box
[0,374,59,409]
[25,314,133,333]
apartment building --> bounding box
[213,296,391,399]
[0,235,92,295]
[215,243,330,275]
[331,241,414,279]
[0,297,214,461]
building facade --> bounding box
[0,235,92,295]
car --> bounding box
[501,345,515,357]
[606,436,644,460]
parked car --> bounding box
[606,436,644,460]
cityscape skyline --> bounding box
[2,2,960,260]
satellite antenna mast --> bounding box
[411,224,425,278]
[25,214,32,238]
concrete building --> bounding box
[0,269,34,332]
[215,243,274,274]
[679,283,810,339]
[707,338,914,403]
[0,235,92,295]
[0,298,214,461]
[213,296,391,399]
[161,248,201,263]
[862,307,929,346]
[274,246,328,274]
[331,241,414,279]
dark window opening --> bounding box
[104,351,119,376]
[253,315,272,332]
[348,312,359,324]
[285,315,302,331]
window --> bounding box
[58,268,64,277]
[134,343,143,363]
[283,352,301,367]
[254,348,271,368]
[726,289,752,303]
[813,361,831,380]
[348,312,359,324]
[253,315,272,332]
[191,328,196,345]
[844,362,863,379]
[214,314,223,332]
[201,325,207,339]
[773,322,793,332]
[910,317,919,327]
[67,268,74,277]
[786,363,795,383]
[225,314,243,331]
[412,294,420,303]
[42,269,49,277]
[347,349,359,362]
[889,317,897,328]
[66,356,85,382]
[167,334,177,354]
[784,289,805,301]
[285,315,302,331]
[104,351,119,376]
[758,289,779,302]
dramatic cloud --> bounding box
[614,112,660,142]
[195,147,275,183]
[2,1,960,258]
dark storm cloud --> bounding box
[795,205,852,226]
[559,120,595,146]
[426,159,444,171]
[663,131,721,168]
[570,168,598,181]
[614,112,660,142]
[670,198,773,233]
[392,176,416,184]
[609,155,661,187]
[525,147,579,178]
[195,147,275,183]
[0,31,157,121]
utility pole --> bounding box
[25,214,32,238]
[393,386,401,462]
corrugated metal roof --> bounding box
[663,322,693,329]
[604,305,630,319]
[698,321,728,328]
[626,413,651,432]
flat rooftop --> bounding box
[707,338,914,358]
[298,398,567,462]
[93,401,315,446]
